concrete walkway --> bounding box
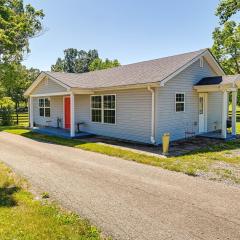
[0,132,240,240]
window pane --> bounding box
[92,109,102,122]
[45,108,50,117]
[45,98,50,107]
[39,99,44,107]
[39,108,44,116]
[91,96,102,109]
[176,94,184,102]
[104,110,115,124]
[176,103,184,112]
[104,95,115,109]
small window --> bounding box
[176,93,185,112]
[103,95,116,124]
[39,98,51,117]
[91,95,116,124]
[91,96,102,123]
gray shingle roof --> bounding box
[196,75,240,86]
[44,49,208,89]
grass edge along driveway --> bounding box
[2,127,240,185]
[0,161,108,240]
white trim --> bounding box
[175,92,185,113]
[70,93,75,137]
[90,94,117,125]
[29,97,33,128]
[147,86,156,144]
[30,92,70,97]
[221,91,228,139]
[198,93,208,133]
[38,97,51,118]
[24,72,70,97]
[160,50,225,86]
[232,91,237,136]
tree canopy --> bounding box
[0,63,39,109]
[216,0,240,24]
[51,48,120,73]
[89,58,120,71]
[212,21,240,74]
[212,0,240,74]
[0,0,44,62]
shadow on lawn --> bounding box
[0,185,19,207]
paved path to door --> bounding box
[1,132,240,240]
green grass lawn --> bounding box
[0,162,105,240]
[2,125,240,185]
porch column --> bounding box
[221,90,228,139]
[232,91,237,136]
[29,96,34,128]
[70,93,75,137]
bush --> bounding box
[0,97,14,126]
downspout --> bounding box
[147,86,156,144]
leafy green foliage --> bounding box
[212,21,240,74]
[0,63,40,110]
[0,0,44,62]
[0,97,14,125]
[89,58,120,71]
[51,48,120,73]
[216,0,240,24]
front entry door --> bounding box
[199,93,207,133]
[64,97,71,129]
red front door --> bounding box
[64,97,71,129]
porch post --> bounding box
[29,96,34,128]
[221,90,228,139]
[70,93,75,137]
[232,91,237,136]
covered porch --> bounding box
[194,75,240,139]
[28,90,93,138]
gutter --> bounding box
[147,86,156,144]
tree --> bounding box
[0,63,39,123]
[212,21,240,74]
[51,48,99,73]
[89,58,120,71]
[0,97,15,126]
[51,48,120,73]
[216,0,240,24]
[0,0,44,62]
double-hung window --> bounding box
[39,98,51,117]
[91,95,116,124]
[175,93,185,112]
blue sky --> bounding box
[24,0,220,70]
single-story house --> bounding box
[24,49,240,144]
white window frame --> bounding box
[90,94,116,125]
[91,95,102,123]
[39,97,51,118]
[175,92,185,113]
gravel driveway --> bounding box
[1,132,240,240]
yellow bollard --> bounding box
[162,133,170,155]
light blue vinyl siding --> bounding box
[32,78,66,95]
[155,59,217,144]
[75,89,152,143]
[33,96,63,128]
[207,92,222,132]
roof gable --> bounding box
[25,49,226,96]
